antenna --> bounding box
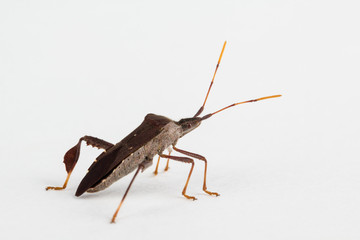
[201,95,282,120]
[194,41,227,117]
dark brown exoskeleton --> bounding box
[46,41,281,223]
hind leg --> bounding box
[46,136,114,191]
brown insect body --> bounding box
[46,42,281,223]
[76,114,186,196]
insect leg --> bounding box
[172,146,220,197]
[46,136,114,191]
[153,149,172,175]
[153,156,161,175]
[164,148,172,171]
[159,154,196,200]
[111,159,151,223]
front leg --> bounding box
[172,146,219,197]
[159,153,196,200]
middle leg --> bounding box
[154,148,172,175]
[111,158,152,223]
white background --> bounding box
[1,0,359,239]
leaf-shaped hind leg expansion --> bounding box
[46,136,114,191]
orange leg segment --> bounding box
[46,170,72,191]
[159,154,196,200]
[46,136,113,191]
[153,149,172,175]
[173,146,219,197]
[111,164,143,223]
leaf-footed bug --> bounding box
[46,41,281,223]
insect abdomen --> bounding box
[87,147,146,192]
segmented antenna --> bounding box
[201,95,282,120]
[194,41,227,117]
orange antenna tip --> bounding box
[202,94,282,120]
[218,41,227,64]
[194,41,227,117]
[256,95,282,101]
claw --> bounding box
[183,194,197,201]
[204,190,220,196]
[45,186,66,191]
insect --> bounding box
[46,41,281,223]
